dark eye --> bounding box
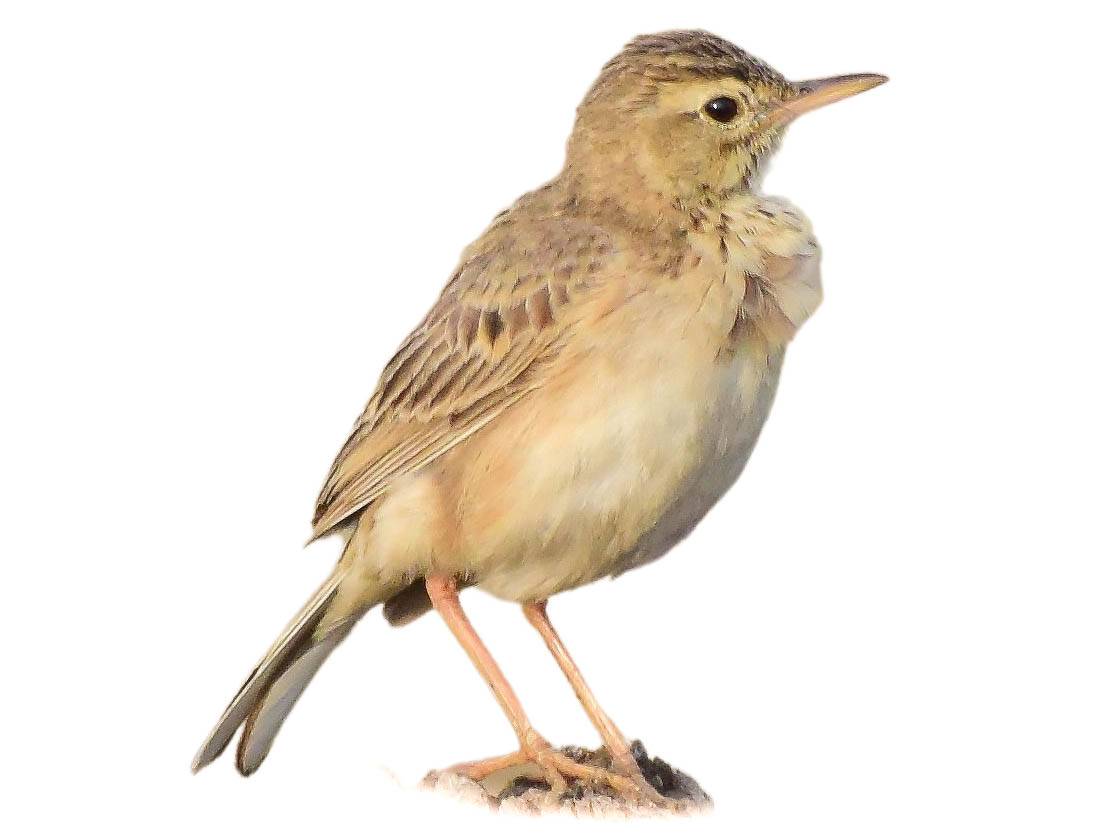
[703,96,739,123]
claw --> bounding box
[445,742,677,810]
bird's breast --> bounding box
[451,194,822,601]
[678,193,822,354]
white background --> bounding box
[2,1,1115,837]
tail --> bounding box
[192,566,354,775]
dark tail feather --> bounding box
[235,621,353,774]
[191,567,346,774]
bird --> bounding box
[192,29,886,806]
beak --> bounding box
[761,73,887,130]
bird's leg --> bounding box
[425,575,539,747]
[522,600,669,803]
[425,575,652,803]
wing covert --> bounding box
[311,213,614,539]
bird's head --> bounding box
[565,31,885,207]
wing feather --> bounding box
[310,211,614,540]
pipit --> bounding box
[193,30,885,807]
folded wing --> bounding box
[311,213,615,540]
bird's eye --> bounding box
[703,96,739,123]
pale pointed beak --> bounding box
[760,73,887,130]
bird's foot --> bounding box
[446,734,679,810]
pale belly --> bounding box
[462,342,785,602]
[612,348,784,577]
